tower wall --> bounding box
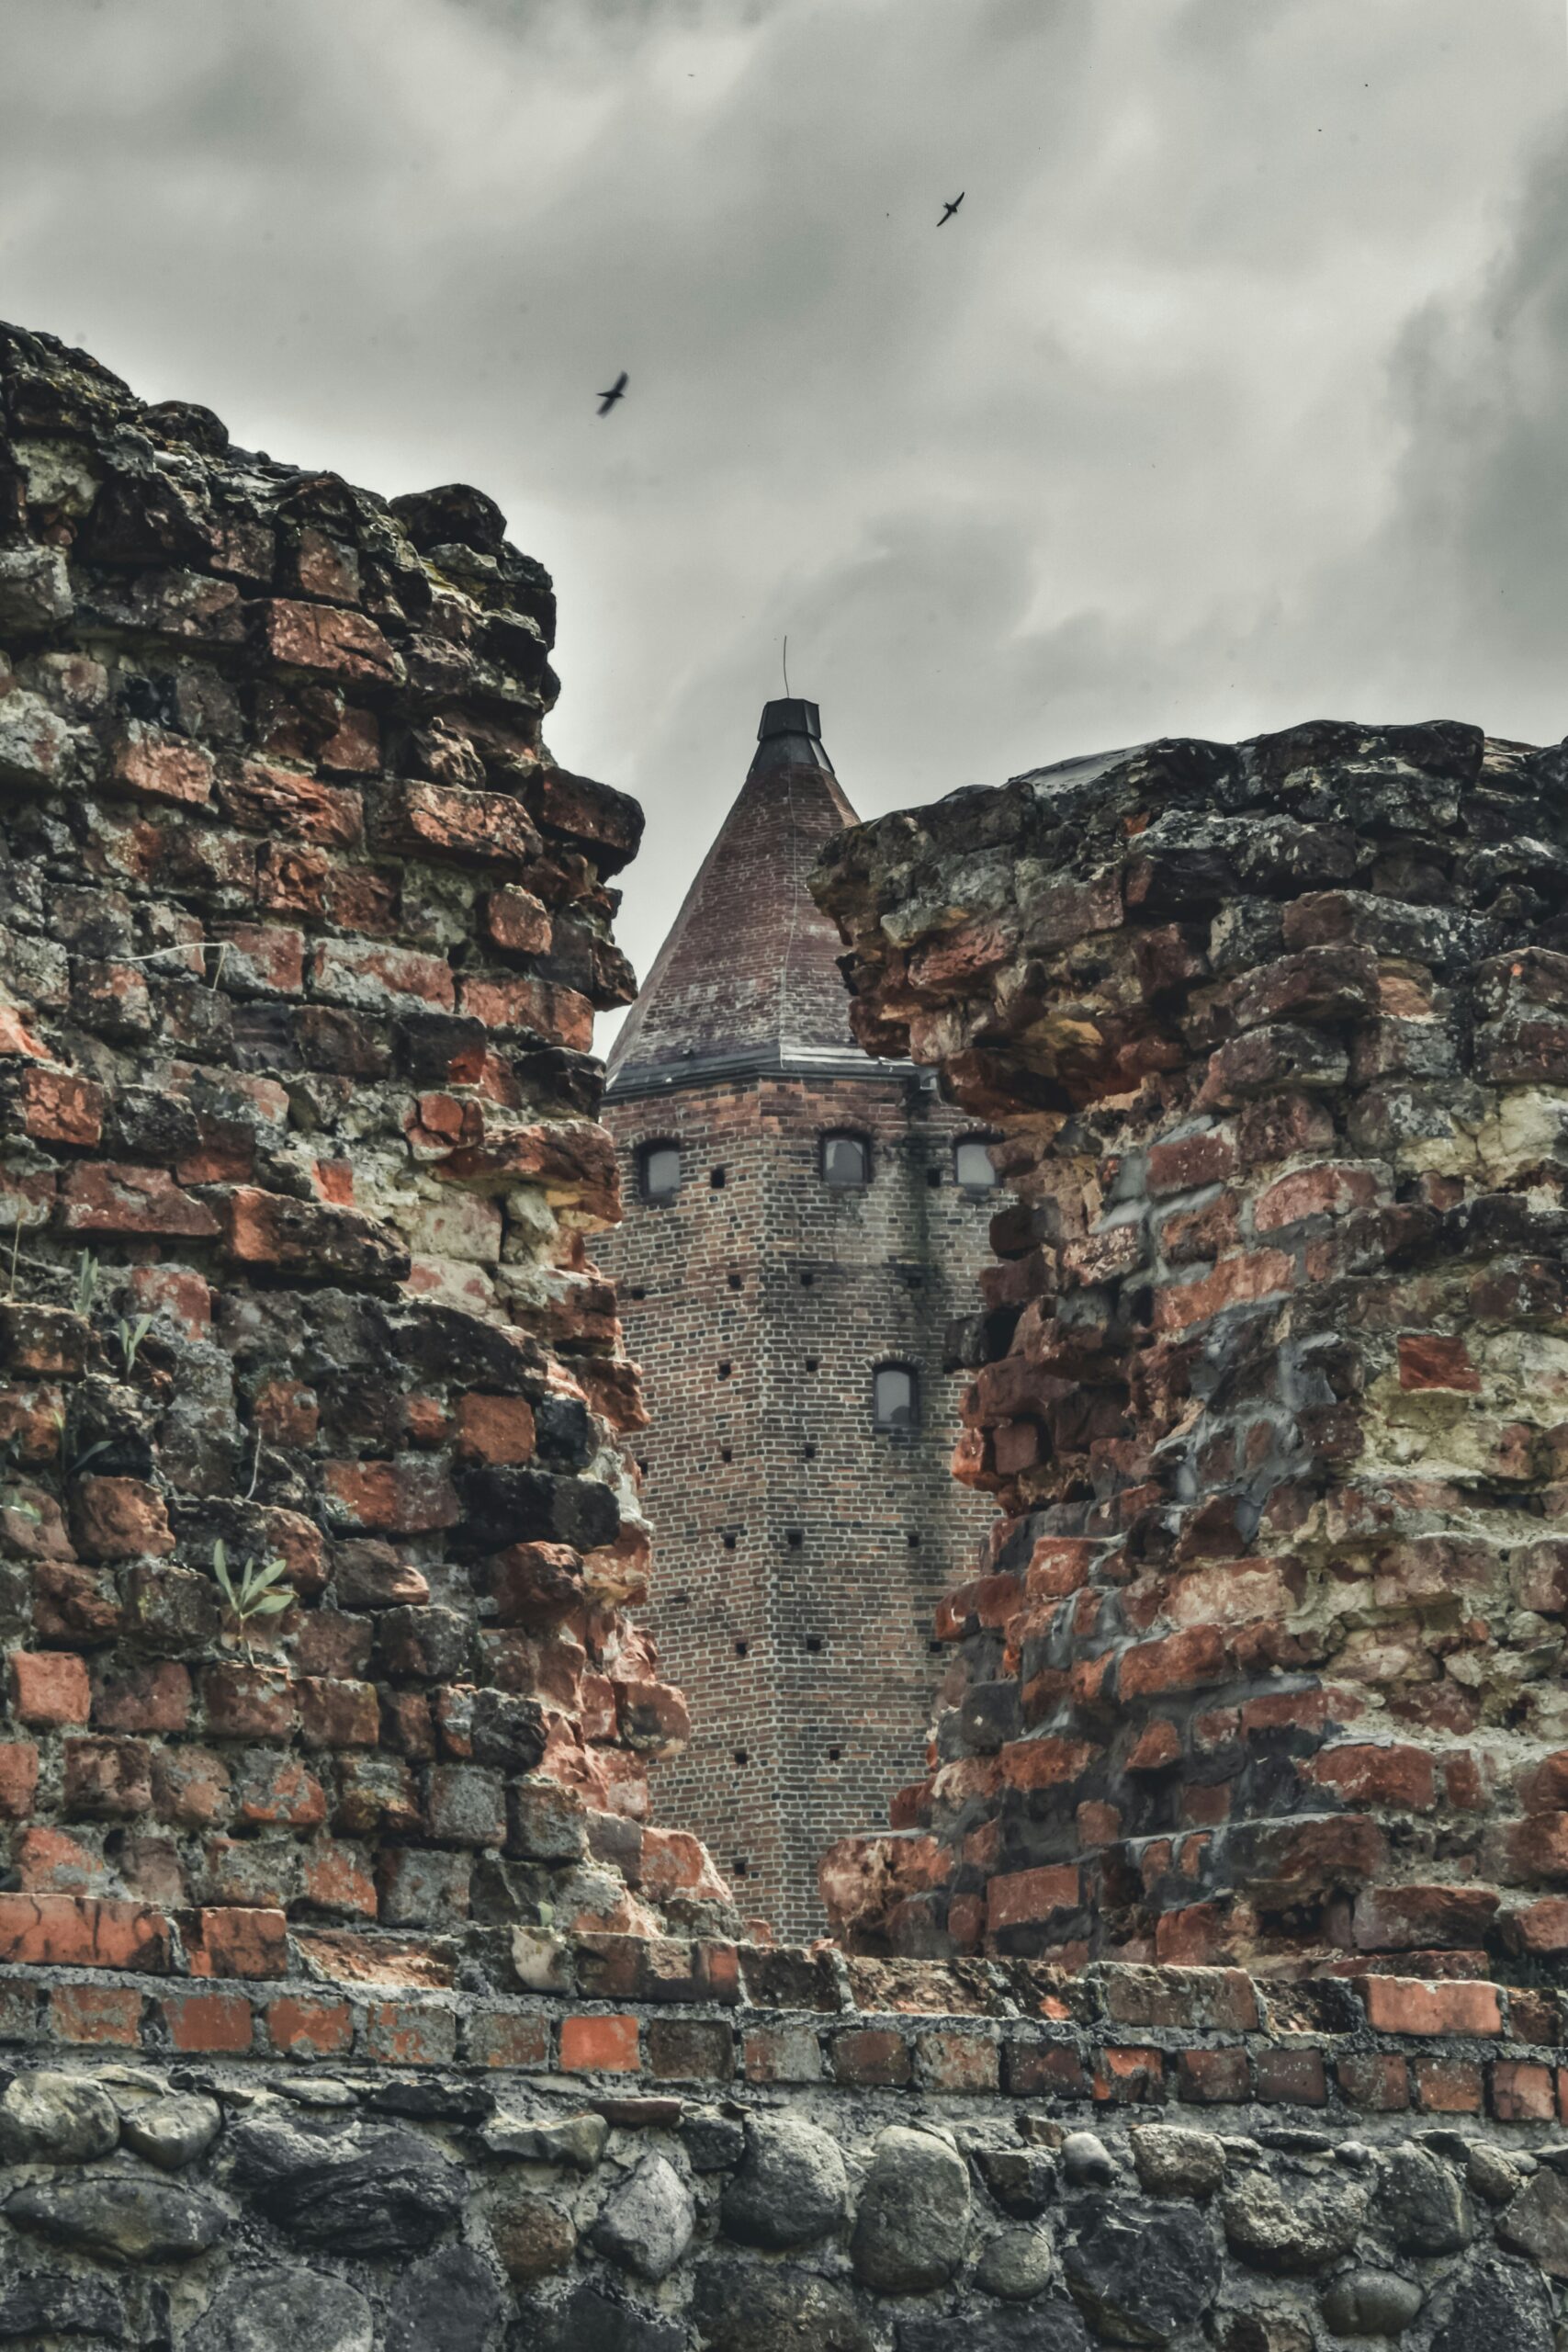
[603,1069,994,1939]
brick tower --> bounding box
[601,699,993,1939]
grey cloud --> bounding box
[0,0,1562,1025]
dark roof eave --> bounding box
[604,1044,923,1102]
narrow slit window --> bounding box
[821,1132,870,1188]
[874,1363,919,1429]
[954,1136,998,1192]
[638,1142,682,1204]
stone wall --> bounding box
[0,1952,1566,2349]
[813,723,1568,1979]
[6,326,1568,2348]
[0,317,731,1995]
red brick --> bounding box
[265,1996,354,2059]
[217,759,364,845]
[91,1661,191,1736]
[1490,2060,1556,2122]
[483,887,552,955]
[1255,2048,1327,2105]
[201,1665,297,1742]
[311,937,454,1014]
[1094,2047,1165,2104]
[1120,1626,1228,1699]
[0,1894,170,1972]
[188,1905,288,1979]
[71,1476,174,1562]
[459,974,593,1052]
[1416,2059,1483,2114]
[298,1678,380,1748]
[110,728,215,806]
[159,1991,254,2053]
[467,2011,552,2069]
[986,1864,1081,1933]
[1253,1162,1380,1231]
[365,2001,458,2066]
[917,2029,1000,2092]
[323,1457,460,1535]
[1154,1250,1294,1333]
[1305,1742,1436,1812]
[454,1393,537,1466]
[17,1068,103,1146]
[646,2018,734,2082]
[1337,2054,1409,2111]
[1362,1977,1504,2036]
[742,2022,823,2083]
[9,1649,90,1726]
[260,598,400,682]
[62,1736,152,1817]
[59,1163,219,1239]
[829,2029,911,2086]
[559,2013,639,2073]
[49,1984,143,2046]
[1178,2047,1250,2103]
[0,1743,39,1820]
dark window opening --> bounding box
[732,1857,750,1878]
[717,1361,732,1379]
[874,1363,919,1429]
[721,1531,738,1551]
[906,1531,921,1549]
[628,1284,647,1300]
[635,1458,649,1478]
[785,1529,803,1550]
[926,1166,942,1188]
[720,1445,733,1463]
[828,1746,841,1761]
[805,1355,819,1372]
[805,1634,823,1654]
[955,1136,999,1192]
[802,1442,817,1461]
[734,1639,749,1657]
[710,1167,727,1190]
[638,1141,681,1204]
[928,1639,943,1654]
[820,1132,870,1188]
[670,1590,689,1606]
[728,1272,742,1291]
[734,1748,750,1767]
[800,1272,815,1288]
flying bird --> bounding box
[596,371,628,415]
[938,192,964,225]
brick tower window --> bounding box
[954,1136,998,1192]
[820,1131,870,1188]
[638,1141,682,1204]
[873,1363,919,1429]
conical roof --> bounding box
[607,700,895,1099]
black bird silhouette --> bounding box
[596,371,628,415]
[938,192,964,225]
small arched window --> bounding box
[638,1141,681,1204]
[874,1363,919,1429]
[954,1136,998,1192]
[821,1132,870,1189]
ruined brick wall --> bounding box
[814,722,1568,1981]
[604,1068,995,1940]
[0,318,732,1991]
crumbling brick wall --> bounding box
[0,319,732,1988]
[814,723,1568,1980]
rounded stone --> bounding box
[719,2114,850,2251]
[1320,2268,1425,2338]
[1498,2168,1568,2278]
[184,2269,373,2352]
[1063,2196,1221,2343]
[691,2256,874,2352]
[976,2225,1057,2301]
[897,2305,1089,2352]
[976,2146,1056,2218]
[0,2070,119,2164]
[591,2154,694,2283]
[1221,2169,1368,2276]
[118,2091,222,2172]
[852,2125,971,2294]
[1379,2144,1474,2256]
[1431,2254,1556,2352]
[1131,2125,1226,2202]
[6,2171,229,2265]
[1061,2132,1117,2187]
[487,2186,577,2282]
[383,2246,503,2352]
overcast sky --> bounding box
[3,0,1565,1025]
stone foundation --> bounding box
[0,1953,1564,2349]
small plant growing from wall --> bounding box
[117,1312,154,1378]
[209,1541,293,1659]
